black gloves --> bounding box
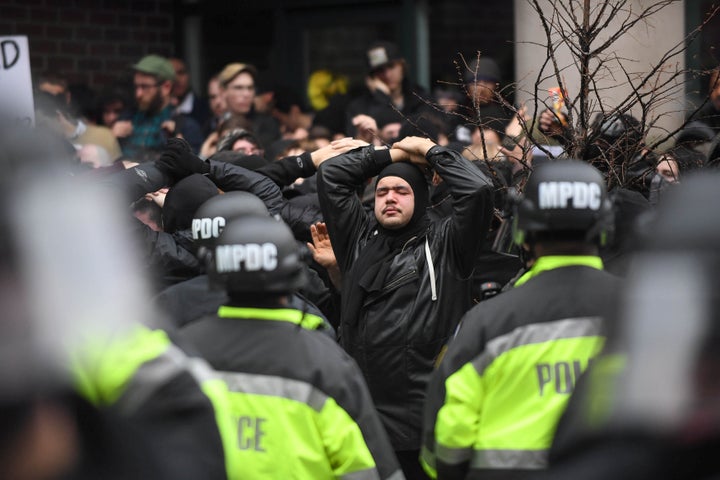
[155,138,210,183]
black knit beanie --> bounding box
[162,174,219,233]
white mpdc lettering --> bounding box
[192,217,226,240]
[537,181,601,210]
[215,243,278,273]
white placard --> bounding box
[0,36,34,128]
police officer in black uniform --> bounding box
[154,191,334,334]
[421,160,623,479]
[535,171,720,480]
[178,214,403,479]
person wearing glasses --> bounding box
[217,62,282,151]
[113,54,203,162]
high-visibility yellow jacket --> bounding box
[72,323,231,479]
[179,305,404,480]
[421,256,622,480]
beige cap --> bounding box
[217,63,258,87]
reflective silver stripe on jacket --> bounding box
[338,467,403,480]
[420,445,436,470]
[384,470,406,480]
[471,448,548,469]
[340,467,381,480]
[472,317,603,375]
[219,371,395,479]
[436,443,473,465]
[218,371,328,411]
[115,343,196,416]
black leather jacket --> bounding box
[317,145,494,450]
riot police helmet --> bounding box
[513,159,614,246]
[191,191,269,249]
[207,215,307,295]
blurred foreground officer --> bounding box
[72,323,230,479]
[421,160,621,479]
[0,127,228,479]
[178,215,403,479]
[534,171,720,480]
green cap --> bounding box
[132,55,176,82]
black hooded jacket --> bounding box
[317,145,494,450]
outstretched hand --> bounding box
[307,222,342,289]
[307,222,336,269]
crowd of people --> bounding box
[4,40,720,479]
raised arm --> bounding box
[255,140,364,187]
[390,136,494,276]
[427,145,494,277]
[206,160,284,216]
[316,143,409,273]
[257,151,317,187]
[102,162,169,205]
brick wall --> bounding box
[0,0,175,90]
[0,0,515,96]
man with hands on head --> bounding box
[316,135,494,478]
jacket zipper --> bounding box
[381,269,417,293]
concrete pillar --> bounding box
[514,0,685,146]
[414,0,431,90]
[182,14,203,92]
